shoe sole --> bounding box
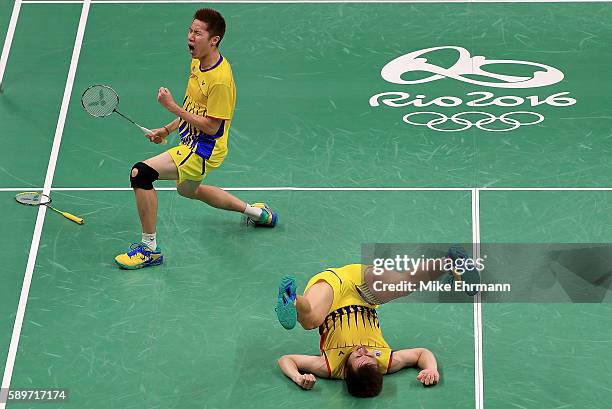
[276,275,297,329]
[115,256,164,270]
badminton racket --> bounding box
[15,192,84,225]
[81,84,168,145]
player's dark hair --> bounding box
[193,8,226,47]
[345,363,383,398]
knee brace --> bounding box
[130,162,159,190]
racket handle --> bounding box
[140,125,169,145]
[139,125,153,134]
[62,211,84,225]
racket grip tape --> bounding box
[140,126,169,145]
[62,212,84,225]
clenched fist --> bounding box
[293,373,316,390]
[417,369,439,386]
[157,87,177,112]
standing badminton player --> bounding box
[115,8,277,269]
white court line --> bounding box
[0,1,90,407]
[0,0,23,91]
[2,186,612,192]
[49,186,471,191]
[50,186,612,191]
[20,0,612,5]
[22,1,84,3]
[0,186,468,192]
[471,189,484,409]
[0,188,42,192]
[479,187,612,191]
[22,0,83,3]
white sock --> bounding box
[243,204,263,219]
[142,232,157,250]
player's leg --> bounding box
[275,275,334,331]
[296,281,334,330]
[177,180,245,211]
[136,152,179,235]
[114,152,178,269]
[276,267,346,331]
[176,180,277,227]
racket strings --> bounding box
[81,85,119,117]
[15,192,51,206]
[80,83,163,143]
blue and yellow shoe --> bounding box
[115,243,163,270]
[446,245,481,296]
[275,275,297,329]
[250,202,278,227]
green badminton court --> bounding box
[0,1,611,408]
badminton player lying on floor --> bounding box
[275,248,480,397]
[115,8,277,269]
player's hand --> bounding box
[157,87,177,111]
[417,369,439,386]
[293,373,316,390]
[145,128,168,144]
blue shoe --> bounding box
[250,203,278,227]
[446,245,481,296]
[275,275,297,329]
[115,243,163,269]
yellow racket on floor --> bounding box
[15,192,84,225]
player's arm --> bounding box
[157,87,224,135]
[277,354,330,390]
[387,348,439,386]
[164,117,180,133]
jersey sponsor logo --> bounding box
[370,46,576,132]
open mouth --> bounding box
[188,44,195,53]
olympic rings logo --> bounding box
[402,111,544,132]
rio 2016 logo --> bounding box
[369,46,576,132]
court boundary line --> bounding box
[20,0,612,5]
[0,0,23,91]
[471,189,483,409]
[2,187,612,192]
[0,2,91,407]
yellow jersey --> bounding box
[178,55,236,163]
[305,265,393,379]
[320,305,393,379]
